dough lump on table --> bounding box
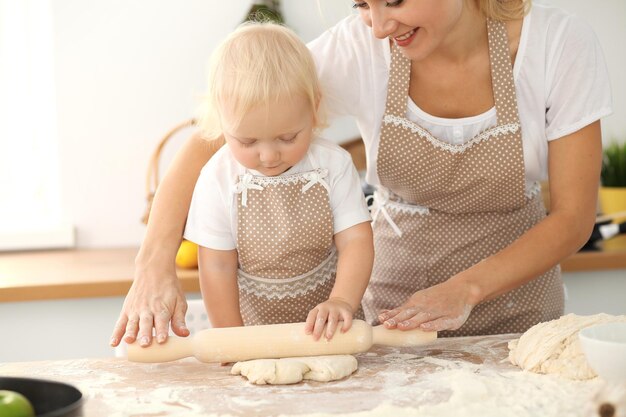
[231,355,357,385]
[508,313,626,380]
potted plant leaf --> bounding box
[599,140,626,249]
[243,0,284,24]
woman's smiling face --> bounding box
[352,0,465,61]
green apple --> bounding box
[0,390,35,417]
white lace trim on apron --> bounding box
[234,168,330,207]
[383,114,520,155]
[369,189,429,237]
[237,246,337,300]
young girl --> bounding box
[182,23,373,341]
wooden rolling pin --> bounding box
[127,320,436,363]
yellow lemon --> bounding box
[175,240,199,269]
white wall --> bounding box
[52,0,358,248]
[51,0,625,248]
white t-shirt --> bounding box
[183,138,371,250]
[308,4,613,191]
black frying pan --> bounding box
[0,377,83,417]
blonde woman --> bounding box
[111,0,611,347]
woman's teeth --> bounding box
[395,28,416,41]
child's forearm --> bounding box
[198,248,243,328]
[330,222,374,311]
[202,279,244,328]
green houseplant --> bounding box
[601,141,626,187]
[243,1,284,24]
[599,140,626,249]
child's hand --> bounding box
[304,298,354,341]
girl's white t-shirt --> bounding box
[308,4,613,191]
[183,138,371,250]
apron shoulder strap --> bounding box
[487,19,521,127]
[384,43,411,118]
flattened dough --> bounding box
[231,355,358,385]
[508,313,626,380]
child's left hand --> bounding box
[304,298,354,341]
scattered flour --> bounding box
[106,386,205,416]
[274,358,604,417]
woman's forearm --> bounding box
[455,122,602,305]
[136,134,224,266]
[112,134,225,347]
[454,208,595,305]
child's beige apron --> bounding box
[235,160,364,325]
[363,20,563,337]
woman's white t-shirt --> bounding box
[183,138,371,250]
[308,4,613,191]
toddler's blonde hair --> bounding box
[198,22,324,140]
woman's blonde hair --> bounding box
[475,0,532,21]
[198,22,324,140]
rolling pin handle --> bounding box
[127,336,194,363]
[371,325,437,347]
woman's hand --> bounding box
[110,261,189,348]
[304,298,354,341]
[110,134,221,348]
[378,279,480,332]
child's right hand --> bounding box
[304,298,354,341]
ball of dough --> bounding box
[231,355,358,385]
[508,313,626,380]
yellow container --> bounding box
[598,187,626,250]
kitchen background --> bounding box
[0,0,624,362]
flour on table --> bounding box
[271,358,605,417]
[231,355,357,385]
[508,313,626,380]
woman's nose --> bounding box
[370,8,397,39]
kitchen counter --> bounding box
[1,247,625,303]
[0,334,603,416]
[0,248,198,302]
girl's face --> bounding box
[353,0,465,61]
[220,95,315,177]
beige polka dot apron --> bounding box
[235,161,364,325]
[363,20,563,337]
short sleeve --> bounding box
[183,163,235,250]
[328,151,371,234]
[307,15,364,120]
[545,16,612,141]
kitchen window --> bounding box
[0,0,74,251]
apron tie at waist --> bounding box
[371,191,403,237]
[302,169,330,194]
[235,173,264,207]
[379,206,403,237]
